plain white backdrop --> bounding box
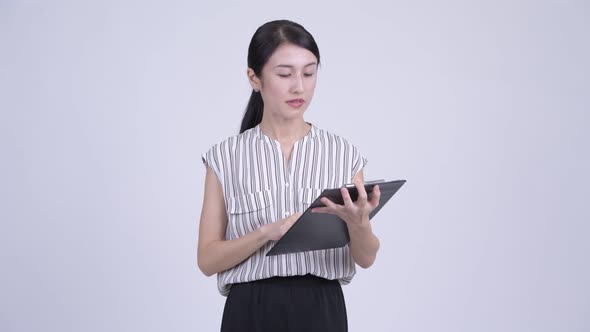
[1,0,589,331]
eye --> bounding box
[304,72,315,77]
[278,73,291,78]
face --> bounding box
[248,43,318,121]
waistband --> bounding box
[233,274,339,288]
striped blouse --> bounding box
[201,122,368,296]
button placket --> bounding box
[284,141,300,276]
[285,140,299,217]
[261,126,310,277]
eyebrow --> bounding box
[273,62,318,69]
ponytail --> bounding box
[239,90,264,134]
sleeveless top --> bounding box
[201,122,368,296]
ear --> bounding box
[247,68,261,92]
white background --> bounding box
[1,0,589,331]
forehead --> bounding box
[266,43,318,68]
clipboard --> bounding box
[266,179,406,256]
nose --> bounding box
[290,74,304,94]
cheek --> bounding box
[306,79,317,92]
[264,78,287,96]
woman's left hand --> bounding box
[311,179,381,227]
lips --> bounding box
[286,99,305,108]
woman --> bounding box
[199,20,381,332]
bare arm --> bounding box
[346,170,381,268]
[197,166,300,276]
[311,169,381,268]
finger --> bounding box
[292,211,303,221]
[285,218,296,229]
[341,187,354,207]
[311,206,332,214]
[320,196,340,210]
[354,179,368,204]
[287,212,302,224]
[283,212,302,231]
[312,197,341,215]
[369,184,381,209]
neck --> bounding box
[259,116,311,143]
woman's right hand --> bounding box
[260,212,303,242]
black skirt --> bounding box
[220,274,348,332]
